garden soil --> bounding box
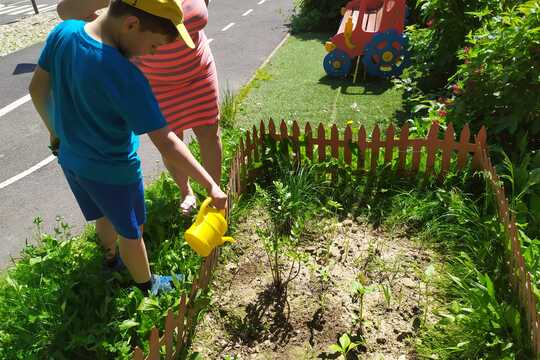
[192,208,439,359]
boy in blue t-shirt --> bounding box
[28,0,227,295]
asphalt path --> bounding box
[0,0,293,269]
[0,0,57,25]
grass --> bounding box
[235,33,404,130]
[0,176,204,359]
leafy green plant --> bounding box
[328,333,359,360]
[449,1,540,148]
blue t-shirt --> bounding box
[38,20,166,185]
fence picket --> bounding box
[397,124,409,172]
[370,125,381,171]
[268,118,276,140]
[292,121,301,161]
[358,126,367,172]
[260,120,266,157]
[331,125,339,160]
[426,122,439,175]
[305,123,313,161]
[245,130,252,165]
[280,120,289,157]
[384,124,395,164]
[164,309,175,359]
[457,124,470,170]
[253,126,260,162]
[148,327,160,360]
[344,125,353,165]
[133,348,144,360]
[280,120,288,140]
[318,123,326,162]
[440,123,455,177]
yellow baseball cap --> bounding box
[122,0,195,48]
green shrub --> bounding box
[449,1,540,147]
[290,0,348,33]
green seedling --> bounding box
[351,275,376,323]
[380,283,392,309]
[328,333,359,359]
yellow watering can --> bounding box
[184,197,235,257]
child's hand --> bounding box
[209,185,227,210]
[49,135,60,156]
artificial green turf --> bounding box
[236,33,404,131]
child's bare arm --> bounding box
[57,0,108,20]
[29,66,55,138]
[148,127,227,209]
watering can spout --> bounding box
[184,197,235,257]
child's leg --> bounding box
[96,217,117,260]
[118,230,152,284]
[163,130,196,213]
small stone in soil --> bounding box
[376,337,387,344]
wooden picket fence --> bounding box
[131,149,246,359]
[132,119,539,358]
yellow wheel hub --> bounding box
[382,51,394,62]
[332,60,342,69]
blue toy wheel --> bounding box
[323,49,352,78]
[362,30,411,78]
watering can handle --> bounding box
[195,197,226,224]
[195,197,213,225]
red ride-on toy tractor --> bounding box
[323,0,410,80]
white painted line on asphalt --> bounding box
[0,155,56,190]
[221,22,235,32]
[0,5,20,14]
[0,94,31,118]
[23,3,56,14]
[9,0,29,6]
[257,0,266,5]
[242,9,253,16]
[207,38,214,44]
[0,5,32,14]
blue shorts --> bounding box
[62,167,146,239]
